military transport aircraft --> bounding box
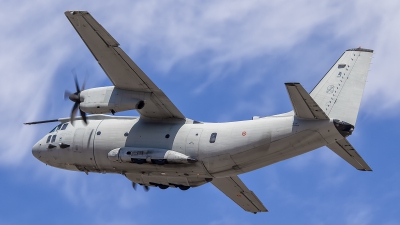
[25,11,373,213]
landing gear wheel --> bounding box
[152,159,167,165]
[158,184,169,189]
[178,185,190,191]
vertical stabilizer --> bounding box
[310,48,373,126]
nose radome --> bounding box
[32,141,41,160]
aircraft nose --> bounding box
[32,141,42,160]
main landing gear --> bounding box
[131,182,190,191]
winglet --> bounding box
[327,138,372,171]
[285,83,329,120]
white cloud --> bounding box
[0,4,74,165]
[75,0,400,119]
[32,164,148,210]
[1,1,399,224]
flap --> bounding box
[211,175,268,213]
[327,138,372,171]
[285,83,330,120]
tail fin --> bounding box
[310,48,373,126]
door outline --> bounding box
[185,128,203,158]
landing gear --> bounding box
[178,185,190,191]
[149,182,169,190]
[131,158,146,164]
[158,184,169,189]
[151,159,167,165]
[130,158,168,165]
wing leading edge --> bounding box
[64,11,185,120]
[211,175,268,213]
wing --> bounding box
[327,138,372,171]
[285,83,330,120]
[64,11,185,120]
[211,175,268,213]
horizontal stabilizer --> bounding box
[211,175,267,213]
[327,138,372,171]
[285,83,329,120]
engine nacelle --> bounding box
[107,147,198,164]
[79,86,150,114]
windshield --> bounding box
[49,124,63,133]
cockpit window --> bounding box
[51,135,57,143]
[49,124,64,133]
[61,123,68,130]
[210,133,217,143]
[46,135,52,143]
[49,126,57,133]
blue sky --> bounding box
[1,1,400,224]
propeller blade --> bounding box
[67,71,89,126]
[81,74,87,91]
[80,108,88,125]
[64,90,72,100]
[71,101,79,125]
[144,186,150,192]
[132,182,137,190]
[73,74,80,93]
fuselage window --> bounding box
[46,135,52,143]
[55,124,62,131]
[61,123,68,130]
[51,135,57,143]
[210,133,217,143]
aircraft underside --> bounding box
[26,10,373,213]
[33,115,341,191]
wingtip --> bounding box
[346,47,374,53]
[358,168,373,172]
[284,82,300,86]
[64,10,88,15]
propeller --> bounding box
[132,182,150,192]
[132,182,137,190]
[65,72,87,125]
